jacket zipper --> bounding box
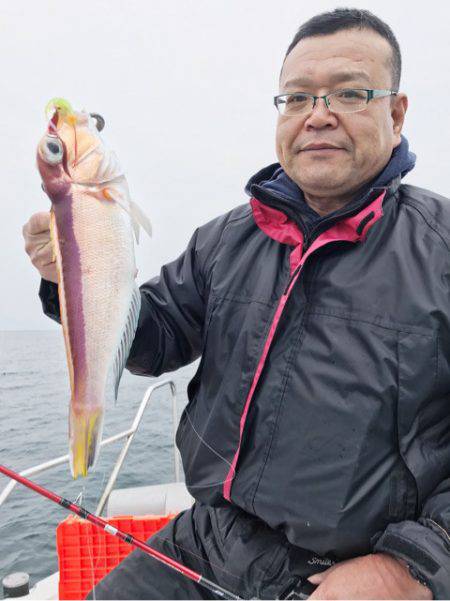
[283,262,304,295]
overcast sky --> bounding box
[1,0,449,330]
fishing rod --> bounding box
[0,464,241,600]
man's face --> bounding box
[276,28,408,200]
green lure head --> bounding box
[45,97,74,121]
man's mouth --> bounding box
[296,142,347,155]
[303,147,343,152]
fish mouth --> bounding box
[48,110,60,132]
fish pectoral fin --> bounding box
[111,284,141,403]
[99,187,152,244]
[131,213,140,245]
[129,199,153,240]
[89,185,152,244]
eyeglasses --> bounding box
[274,88,397,116]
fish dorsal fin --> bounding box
[111,284,141,403]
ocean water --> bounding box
[0,330,197,594]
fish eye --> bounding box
[42,136,64,164]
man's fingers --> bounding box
[24,232,52,255]
[29,242,54,267]
[23,211,51,237]
[22,210,57,283]
[32,243,58,283]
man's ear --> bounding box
[392,93,408,147]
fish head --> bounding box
[37,98,123,201]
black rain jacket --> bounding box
[40,140,450,598]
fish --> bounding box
[36,98,152,478]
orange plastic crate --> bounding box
[56,514,173,600]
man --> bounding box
[23,8,450,599]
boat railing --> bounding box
[0,379,180,515]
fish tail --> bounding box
[69,405,104,479]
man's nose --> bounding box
[304,97,338,129]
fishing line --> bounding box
[88,469,108,600]
[68,471,106,600]
[131,396,283,585]
[80,420,248,594]
[83,480,97,601]
[119,405,274,588]
[179,402,236,490]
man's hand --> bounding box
[23,211,58,283]
[307,553,433,600]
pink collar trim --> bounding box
[250,190,386,247]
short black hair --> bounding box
[283,8,401,91]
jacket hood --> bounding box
[245,134,416,235]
